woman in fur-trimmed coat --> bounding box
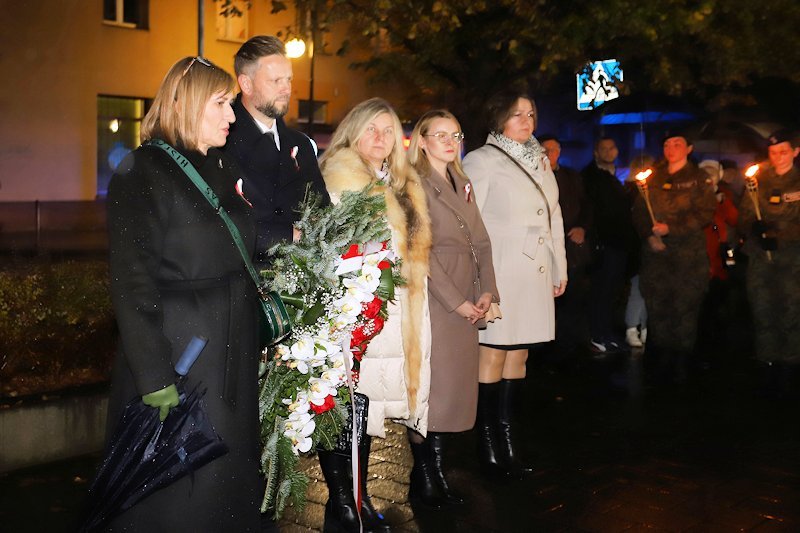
[317,97,432,533]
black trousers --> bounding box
[588,246,628,342]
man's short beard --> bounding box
[257,101,288,119]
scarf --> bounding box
[489,132,546,175]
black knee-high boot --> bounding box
[428,432,465,504]
[497,378,533,478]
[318,449,360,533]
[358,436,390,532]
[477,381,509,477]
[408,433,446,508]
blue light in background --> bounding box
[599,111,694,125]
[634,130,646,150]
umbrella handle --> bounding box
[175,336,208,376]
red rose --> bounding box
[341,243,361,259]
[351,325,368,347]
[363,296,383,319]
[310,394,336,414]
[377,260,392,270]
[371,316,385,337]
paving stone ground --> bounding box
[2,350,799,532]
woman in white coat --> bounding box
[462,91,567,478]
[319,98,432,532]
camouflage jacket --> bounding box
[633,161,717,244]
[738,165,800,254]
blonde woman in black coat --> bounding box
[105,57,262,531]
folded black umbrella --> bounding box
[80,338,228,532]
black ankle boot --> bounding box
[477,382,509,478]
[358,436,390,532]
[498,378,533,478]
[318,449,361,533]
[408,436,447,509]
[428,432,465,505]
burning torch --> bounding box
[635,169,657,225]
[744,164,772,261]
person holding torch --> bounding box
[632,130,717,384]
[737,129,800,394]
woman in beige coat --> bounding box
[408,110,499,507]
[462,91,567,479]
[319,97,432,532]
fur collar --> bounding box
[322,147,432,414]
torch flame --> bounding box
[635,169,653,182]
[745,164,759,178]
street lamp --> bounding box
[285,38,306,59]
[284,6,318,139]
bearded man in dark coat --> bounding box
[223,35,330,263]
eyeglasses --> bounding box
[182,56,212,78]
[424,132,465,144]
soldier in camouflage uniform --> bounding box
[633,132,717,381]
[738,130,800,367]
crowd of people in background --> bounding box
[96,33,799,532]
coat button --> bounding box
[537,209,544,215]
[539,266,545,273]
[274,207,284,216]
[538,237,544,244]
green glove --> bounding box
[142,384,180,421]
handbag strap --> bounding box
[145,139,263,292]
[486,143,552,230]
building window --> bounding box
[297,100,328,124]
[103,0,149,29]
[97,96,149,197]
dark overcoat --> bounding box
[421,166,498,432]
[105,144,262,531]
[223,96,329,259]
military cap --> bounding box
[662,128,693,145]
[767,129,796,147]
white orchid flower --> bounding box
[286,393,311,414]
[332,314,356,331]
[321,366,346,385]
[315,337,342,358]
[288,337,317,374]
[333,294,362,318]
[327,352,346,369]
[284,410,316,453]
[356,265,382,294]
[308,377,336,405]
[343,277,374,303]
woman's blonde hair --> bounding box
[408,109,468,182]
[321,97,413,190]
[141,56,235,150]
